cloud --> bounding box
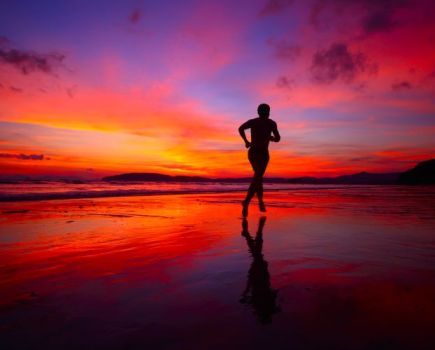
[309,0,409,35]
[349,156,377,162]
[259,0,294,16]
[129,9,142,24]
[276,76,295,89]
[360,0,408,35]
[66,85,78,98]
[9,86,23,93]
[0,37,65,75]
[268,39,301,60]
[362,7,396,34]
[310,43,375,84]
[0,153,45,160]
[392,81,412,91]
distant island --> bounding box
[103,173,212,182]
[103,159,435,185]
[398,158,435,184]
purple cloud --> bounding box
[310,43,375,84]
[259,0,294,16]
[310,0,409,35]
[360,0,408,35]
[0,37,65,75]
[0,153,45,160]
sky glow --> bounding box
[0,0,434,178]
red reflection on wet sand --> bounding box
[1,188,435,349]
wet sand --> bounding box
[1,187,435,349]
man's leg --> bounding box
[257,153,269,211]
[242,152,260,216]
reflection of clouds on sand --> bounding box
[240,216,280,324]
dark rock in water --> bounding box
[398,159,435,184]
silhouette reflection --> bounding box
[240,216,280,324]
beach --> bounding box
[1,186,435,349]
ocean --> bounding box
[0,180,368,202]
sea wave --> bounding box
[0,188,245,202]
[0,181,359,202]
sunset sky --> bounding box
[0,0,434,179]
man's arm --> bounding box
[270,121,281,142]
[238,120,252,148]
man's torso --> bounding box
[249,118,275,151]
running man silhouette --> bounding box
[239,103,280,217]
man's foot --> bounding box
[259,201,266,212]
[242,200,249,217]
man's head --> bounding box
[257,103,270,119]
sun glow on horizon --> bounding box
[1,0,434,179]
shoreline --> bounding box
[0,184,429,203]
[0,188,246,203]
